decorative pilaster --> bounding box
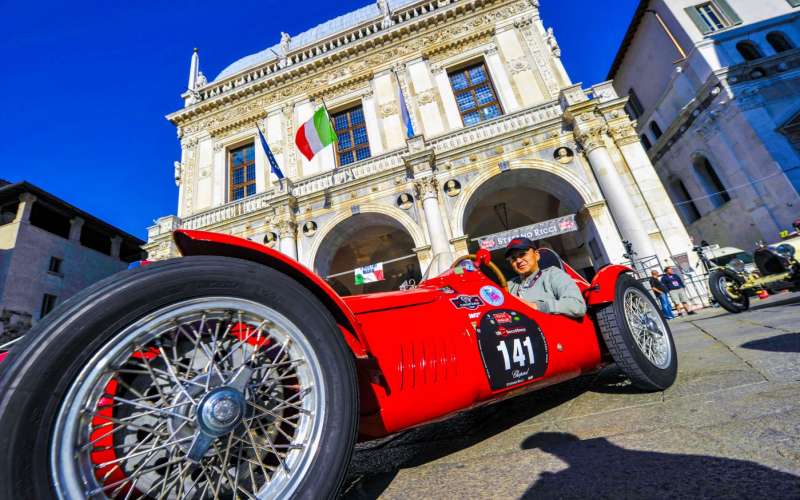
[69,217,84,241]
[414,177,450,258]
[278,220,298,260]
[431,64,463,131]
[484,44,521,113]
[609,120,694,261]
[14,193,36,223]
[608,123,641,147]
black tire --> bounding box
[0,256,358,500]
[708,268,750,313]
[595,274,678,391]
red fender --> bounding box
[584,264,634,306]
[172,230,368,357]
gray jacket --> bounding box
[508,267,587,319]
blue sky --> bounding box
[0,0,639,240]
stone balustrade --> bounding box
[291,150,406,197]
[180,189,276,230]
[428,99,563,154]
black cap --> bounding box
[504,237,537,257]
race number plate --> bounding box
[477,309,548,390]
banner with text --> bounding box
[473,214,578,251]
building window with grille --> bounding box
[332,105,370,167]
[736,41,763,61]
[672,180,701,224]
[640,134,652,151]
[229,143,256,201]
[767,31,794,53]
[625,88,644,119]
[693,155,731,208]
[649,121,663,139]
[448,62,503,126]
[686,1,740,34]
[40,293,58,318]
[47,256,63,274]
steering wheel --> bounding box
[451,254,508,290]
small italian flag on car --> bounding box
[354,263,385,285]
[295,106,338,161]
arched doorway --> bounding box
[314,213,421,296]
[462,169,597,280]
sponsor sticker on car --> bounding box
[476,309,548,390]
[480,285,505,307]
[450,295,485,310]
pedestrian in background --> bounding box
[661,266,696,316]
[649,270,674,320]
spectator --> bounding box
[661,267,696,316]
[649,270,675,320]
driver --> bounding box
[505,238,586,319]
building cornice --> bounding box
[168,0,530,129]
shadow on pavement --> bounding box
[520,432,800,499]
[748,294,800,311]
[740,333,800,353]
[341,376,591,499]
[341,369,652,499]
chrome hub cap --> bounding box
[623,288,672,369]
[50,297,325,499]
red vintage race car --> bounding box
[0,230,677,499]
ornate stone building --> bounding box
[609,0,800,250]
[145,0,693,295]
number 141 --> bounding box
[496,337,535,370]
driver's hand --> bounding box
[527,302,539,311]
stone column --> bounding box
[278,221,298,260]
[111,236,123,258]
[14,193,36,223]
[69,217,84,241]
[415,178,450,257]
[609,123,693,259]
[577,124,657,261]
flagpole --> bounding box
[317,96,338,190]
[258,119,284,190]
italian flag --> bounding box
[354,263,385,285]
[295,107,337,161]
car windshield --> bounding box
[712,252,754,267]
[421,252,464,282]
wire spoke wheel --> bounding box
[623,288,672,369]
[51,297,325,499]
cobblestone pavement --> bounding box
[341,293,800,499]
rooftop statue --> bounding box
[377,0,393,29]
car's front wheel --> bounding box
[708,268,750,313]
[595,274,678,391]
[0,256,358,499]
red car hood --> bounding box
[342,286,440,314]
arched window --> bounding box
[736,41,763,61]
[640,134,652,151]
[649,121,663,139]
[767,31,794,53]
[671,180,701,224]
[693,155,731,208]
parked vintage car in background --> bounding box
[708,233,800,313]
